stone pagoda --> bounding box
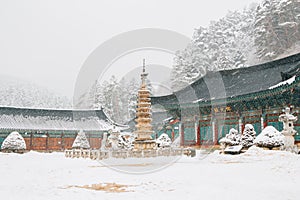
[133,60,157,150]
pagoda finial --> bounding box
[141,59,148,85]
[143,58,146,73]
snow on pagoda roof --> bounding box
[0,106,128,131]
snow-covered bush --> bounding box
[156,133,171,148]
[254,126,284,149]
[1,131,26,151]
[219,128,241,146]
[72,130,90,149]
[118,132,135,150]
[107,127,121,150]
[241,124,256,148]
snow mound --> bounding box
[72,130,90,149]
[206,145,298,164]
[244,145,267,156]
[1,131,26,150]
[219,128,241,146]
[254,126,284,148]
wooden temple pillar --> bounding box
[180,123,184,146]
[61,133,65,150]
[241,117,245,133]
[212,119,218,145]
[194,116,200,146]
[29,132,33,150]
[171,130,175,142]
[238,114,243,133]
[261,114,267,130]
[45,132,49,151]
[196,122,200,146]
[263,113,268,129]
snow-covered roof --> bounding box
[0,106,127,132]
[269,75,296,89]
[152,52,300,105]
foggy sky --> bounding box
[0,0,260,98]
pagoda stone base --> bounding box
[133,140,157,150]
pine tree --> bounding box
[254,0,300,61]
[219,128,241,146]
[171,7,255,90]
[126,78,139,121]
[112,84,123,123]
[254,0,281,60]
[75,76,139,123]
[88,80,98,109]
[241,124,256,148]
[93,80,103,109]
[171,50,190,90]
[97,76,137,123]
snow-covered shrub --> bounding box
[241,124,256,148]
[107,127,121,150]
[219,128,241,146]
[156,133,171,148]
[1,131,26,151]
[118,132,135,150]
[72,130,90,149]
[254,126,284,149]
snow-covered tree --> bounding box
[219,128,241,146]
[241,124,256,148]
[254,0,300,61]
[0,75,71,109]
[86,80,100,109]
[74,75,142,124]
[118,132,135,150]
[75,80,102,109]
[72,130,90,149]
[171,6,256,90]
[101,76,118,119]
[126,78,139,121]
[170,1,300,90]
[1,131,26,151]
[170,52,189,90]
[111,84,123,124]
[99,76,140,123]
[254,126,284,148]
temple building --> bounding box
[0,106,127,150]
[151,53,300,146]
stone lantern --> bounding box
[107,126,120,150]
[279,107,298,152]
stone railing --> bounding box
[65,148,195,160]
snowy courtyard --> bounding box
[1,147,299,200]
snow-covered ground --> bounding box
[1,147,299,200]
